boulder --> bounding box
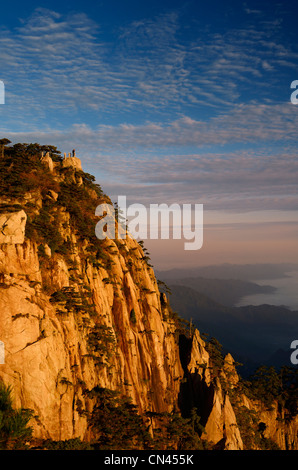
[41,153,54,173]
[62,157,82,171]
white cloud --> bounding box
[0,5,297,127]
[5,106,298,212]
[1,6,297,216]
[6,99,297,156]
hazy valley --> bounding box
[157,266,298,375]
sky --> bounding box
[0,0,297,269]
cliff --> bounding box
[0,143,297,450]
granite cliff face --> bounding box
[0,145,297,450]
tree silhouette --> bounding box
[0,138,11,158]
[0,380,33,449]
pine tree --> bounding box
[0,380,33,449]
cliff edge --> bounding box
[0,143,297,450]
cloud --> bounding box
[1,6,298,216]
[99,147,298,211]
[6,98,298,153]
[1,5,297,129]
[6,110,298,212]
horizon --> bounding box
[0,0,297,269]
[155,261,298,273]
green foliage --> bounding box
[37,243,47,258]
[38,438,91,450]
[113,201,127,230]
[157,279,172,296]
[205,337,224,377]
[229,365,298,449]
[0,141,106,259]
[0,138,11,158]
[163,303,195,340]
[40,145,62,162]
[84,387,207,450]
[88,325,116,352]
[0,380,34,450]
[230,403,281,450]
[232,403,259,449]
[245,366,280,408]
[84,387,151,450]
[87,324,116,364]
[279,366,298,417]
[58,181,99,242]
[79,171,103,197]
[0,142,62,198]
[50,286,97,317]
[27,206,65,253]
[243,365,298,417]
[155,409,206,450]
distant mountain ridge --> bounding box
[166,283,298,373]
[157,262,298,282]
[158,275,276,307]
[157,265,298,372]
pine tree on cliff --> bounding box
[0,380,33,449]
[0,138,11,158]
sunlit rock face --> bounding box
[0,210,27,244]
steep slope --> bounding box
[0,143,297,450]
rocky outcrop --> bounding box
[186,336,243,449]
[40,153,54,173]
[0,231,184,441]
[62,156,82,171]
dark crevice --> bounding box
[178,333,215,432]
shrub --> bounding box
[84,387,151,450]
[39,438,91,450]
[0,380,34,449]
